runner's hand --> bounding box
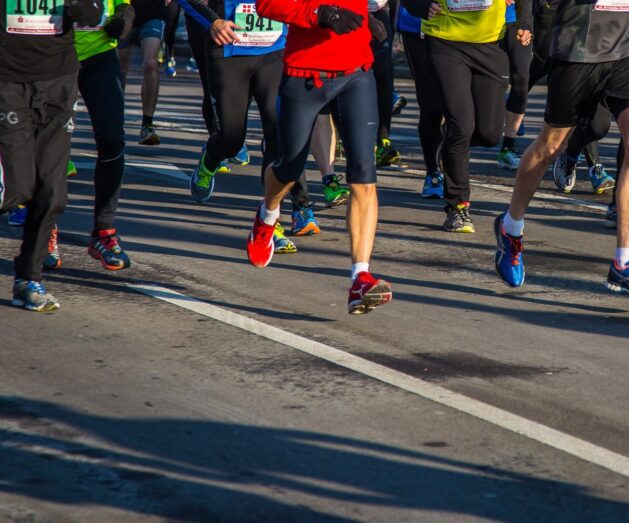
[211,19,242,46]
[66,0,104,26]
[103,3,134,39]
[517,29,532,46]
[427,3,442,19]
[317,5,364,35]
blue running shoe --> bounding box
[589,164,615,195]
[12,278,60,312]
[8,206,27,226]
[494,213,525,287]
[229,144,250,166]
[291,206,320,236]
[517,122,526,136]
[190,153,217,203]
[165,58,176,77]
[421,171,444,199]
[607,261,629,294]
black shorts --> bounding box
[545,57,629,127]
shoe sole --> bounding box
[292,223,320,236]
[326,195,349,208]
[606,281,628,293]
[497,160,518,170]
[139,135,160,146]
[12,298,60,312]
[88,247,131,271]
[593,180,615,195]
[376,155,401,167]
[7,221,24,227]
[444,225,475,233]
[421,190,443,199]
[348,281,393,315]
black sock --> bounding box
[142,114,153,127]
[502,136,516,151]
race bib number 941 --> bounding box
[6,0,63,35]
[233,3,283,47]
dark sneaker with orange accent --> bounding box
[606,260,629,294]
[494,213,525,287]
[88,229,131,270]
[43,227,61,271]
[247,206,275,268]
[348,271,392,315]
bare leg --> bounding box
[508,124,573,220]
[616,108,629,249]
[140,37,161,118]
[117,46,133,88]
[504,110,525,139]
[347,183,378,264]
[311,113,336,178]
[263,164,295,211]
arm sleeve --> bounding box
[515,0,533,32]
[177,0,220,30]
[255,0,320,28]
[400,0,433,21]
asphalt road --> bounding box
[0,61,628,523]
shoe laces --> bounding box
[507,235,524,265]
[95,231,120,252]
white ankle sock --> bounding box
[260,202,280,226]
[351,262,369,281]
[502,211,524,237]
[615,248,629,267]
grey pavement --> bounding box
[0,64,627,522]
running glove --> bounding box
[368,13,387,42]
[317,5,364,35]
[66,0,104,27]
[104,3,135,39]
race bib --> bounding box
[445,0,492,12]
[6,0,64,35]
[594,0,629,10]
[233,3,283,47]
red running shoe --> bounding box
[247,207,275,268]
[348,271,392,315]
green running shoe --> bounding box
[375,138,401,167]
[190,153,217,203]
[67,160,77,177]
[273,223,297,254]
[322,174,350,207]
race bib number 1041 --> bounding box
[6,0,64,35]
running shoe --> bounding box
[375,138,401,167]
[190,153,217,203]
[157,46,165,64]
[229,144,250,166]
[322,174,350,207]
[8,206,27,226]
[552,152,576,193]
[606,260,629,294]
[291,206,320,236]
[605,203,617,229]
[186,57,199,73]
[43,227,61,271]
[392,92,407,116]
[12,278,60,312]
[165,58,176,77]
[444,202,475,233]
[421,171,444,199]
[67,160,77,178]
[88,228,131,271]
[589,164,615,195]
[497,148,520,170]
[217,160,231,174]
[247,205,275,268]
[347,271,393,315]
[273,223,297,254]
[517,122,526,137]
[139,125,160,146]
[494,212,525,288]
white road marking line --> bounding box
[130,283,629,479]
[73,160,189,182]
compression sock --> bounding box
[503,211,524,237]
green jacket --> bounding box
[74,0,131,61]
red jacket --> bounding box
[256,0,373,73]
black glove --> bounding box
[317,5,364,35]
[368,13,387,42]
[66,0,104,27]
[104,3,135,39]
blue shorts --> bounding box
[117,19,165,49]
[273,70,378,185]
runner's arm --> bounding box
[177,0,220,31]
[256,0,320,28]
[515,0,533,33]
[399,0,435,21]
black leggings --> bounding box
[402,31,442,173]
[502,22,532,115]
[371,7,394,142]
[164,1,181,62]
[185,15,218,135]
[78,49,126,231]
[565,104,612,167]
[427,36,508,207]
